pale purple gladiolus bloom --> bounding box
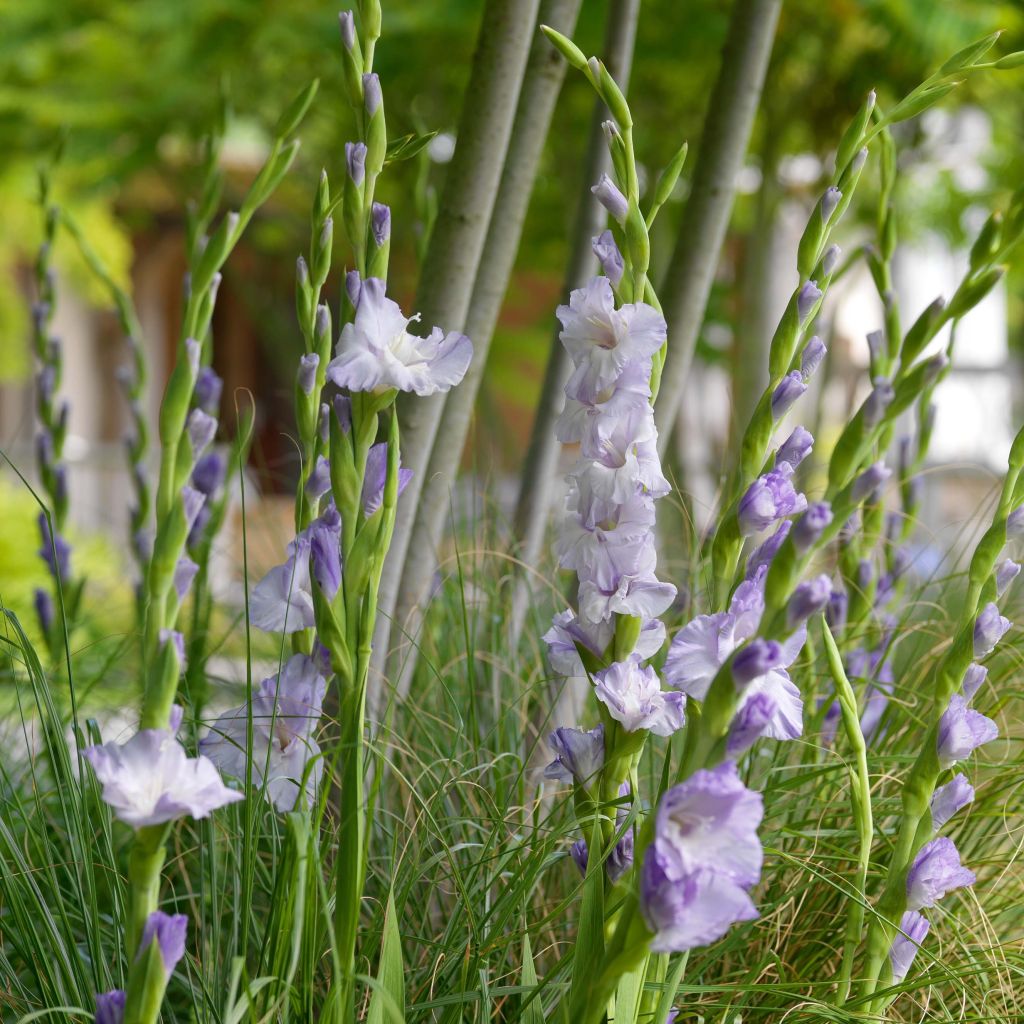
[906,836,975,910]
[792,501,833,553]
[345,141,367,186]
[996,559,1020,596]
[138,911,187,979]
[822,244,841,276]
[653,762,764,885]
[640,854,759,953]
[37,513,71,580]
[544,724,604,786]
[576,533,677,623]
[34,587,53,634]
[191,451,226,496]
[201,653,327,811]
[727,692,776,756]
[558,489,655,575]
[557,358,651,458]
[800,336,827,378]
[362,442,413,516]
[591,173,628,222]
[298,353,319,396]
[851,461,891,503]
[362,72,382,114]
[250,536,316,633]
[973,602,1011,657]
[543,609,665,679]
[961,663,988,700]
[738,468,807,536]
[327,278,472,396]
[776,426,814,471]
[305,455,332,500]
[557,277,666,402]
[931,773,974,830]
[746,520,791,578]
[306,504,343,598]
[194,366,222,414]
[174,556,199,601]
[593,657,686,736]
[937,694,997,769]
[592,229,624,285]
[84,724,242,828]
[787,573,832,627]
[797,280,821,322]
[771,372,806,418]
[95,990,126,1024]
[889,911,930,983]
[371,202,391,246]
[732,640,783,686]
[863,377,895,427]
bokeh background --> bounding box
[2,0,1023,639]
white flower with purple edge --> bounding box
[593,657,685,736]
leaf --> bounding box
[385,131,437,165]
[520,933,544,1024]
[367,889,406,1024]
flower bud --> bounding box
[787,573,832,627]
[797,280,822,323]
[800,336,827,379]
[863,376,895,427]
[345,141,367,186]
[592,230,624,285]
[371,202,391,246]
[996,559,1020,596]
[727,692,776,755]
[298,353,319,396]
[961,663,988,700]
[194,366,223,415]
[592,173,628,223]
[821,243,841,276]
[852,461,892,503]
[821,186,842,223]
[362,72,382,115]
[732,639,783,686]
[776,426,814,471]
[771,371,806,419]
[973,602,1010,658]
[338,10,356,50]
[826,587,848,632]
[792,501,833,553]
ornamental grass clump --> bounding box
[2,8,1024,1024]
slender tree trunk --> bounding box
[382,0,585,702]
[508,0,641,650]
[370,0,541,697]
[652,0,782,454]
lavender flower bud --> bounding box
[792,501,833,553]
[787,573,832,627]
[961,663,988,700]
[851,461,892,503]
[732,639,783,686]
[185,337,201,377]
[1007,505,1024,539]
[727,692,776,755]
[193,367,223,415]
[930,773,974,830]
[746,520,791,578]
[889,911,929,983]
[345,141,367,186]
[997,559,1020,596]
[921,352,949,385]
[362,72,382,115]
[863,376,894,426]
[318,403,331,443]
[856,559,873,592]
[334,395,352,434]
[800,336,827,379]
[296,255,309,288]
[315,304,331,345]
[137,911,187,980]
[36,429,54,470]
[866,330,884,367]
[182,486,206,533]
[739,469,807,536]
[307,505,343,598]
[544,724,604,786]
[187,409,217,460]
[34,587,53,634]
[592,229,624,286]
[338,10,356,49]
[592,173,628,223]
[174,557,199,601]
[305,455,332,500]
[937,694,997,768]
[771,371,807,419]
[826,587,848,632]
[371,202,391,246]
[37,364,56,403]
[822,244,841,276]
[797,280,822,323]
[191,451,225,496]
[159,628,186,670]
[973,602,1010,658]
[601,119,621,147]
[820,186,842,223]
[94,990,126,1024]
[298,353,320,396]
[776,426,814,471]
[345,269,362,308]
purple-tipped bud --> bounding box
[334,395,352,434]
[797,280,822,323]
[318,403,330,443]
[997,559,1020,596]
[851,147,868,173]
[732,639,783,686]
[889,911,930,984]
[36,428,54,470]
[1008,505,1024,539]
[159,628,186,669]
[37,364,56,403]
[826,587,848,632]
[856,559,873,591]
[94,991,126,1024]
[921,352,949,385]
[137,911,187,980]
[821,186,842,223]
[185,338,201,376]
[371,202,391,246]
[544,724,605,786]
[746,520,791,578]
[174,557,199,601]
[962,663,987,699]
[738,469,807,536]
[192,451,225,496]
[307,504,343,598]
[727,692,776,755]
[776,426,814,471]
[194,367,223,415]
[592,229,624,286]
[865,332,884,369]
[298,353,319,396]
[792,501,833,553]
[181,486,206,533]
[209,272,222,305]
[863,377,894,427]
[592,173,628,223]
[187,409,217,459]
[339,10,356,50]
[362,72,382,115]
[305,455,332,500]
[787,573,832,627]
[345,269,362,308]
[37,512,71,580]
[345,141,367,186]
[930,773,974,830]
[937,695,998,768]
[800,336,827,379]
[296,255,309,287]
[852,461,892,503]
[315,303,331,343]
[601,119,621,146]
[822,244,841,276]
[34,587,53,634]
[973,602,1010,658]
[771,372,807,419]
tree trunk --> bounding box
[652,0,782,454]
[370,0,542,700]
[508,0,641,651]
[381,0,585,703]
